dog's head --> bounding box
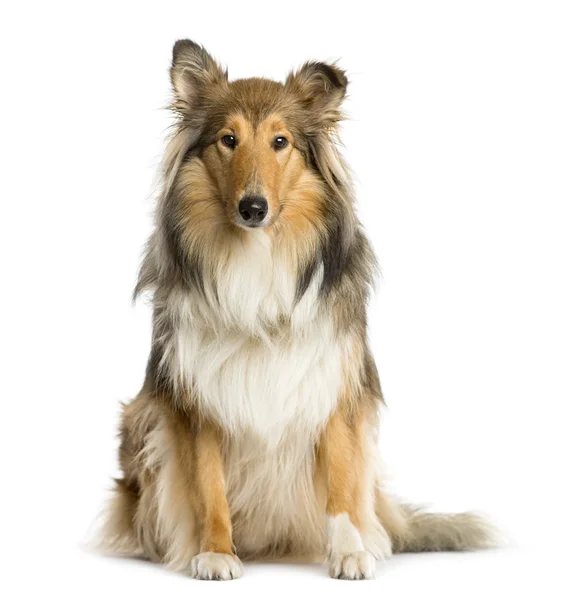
[169,40,349,233]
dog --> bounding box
[99,40,498,580]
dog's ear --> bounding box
[170,40,227,104]
[286,61,348,119]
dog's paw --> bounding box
[191,552,243,580]
[329,550,376,580]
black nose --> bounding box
[238,196,268,225]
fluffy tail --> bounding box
[376,491,502,553]
[396,506,502,552]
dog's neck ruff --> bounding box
[160,230,343,446]
[190,230,324,334]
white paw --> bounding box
[329,550,376,580]
[191,552,243,580]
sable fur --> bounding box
[99,40,499,580]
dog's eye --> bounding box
[221,135,236,149]
[273,137,288,150]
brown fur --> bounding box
[321,404,366,525]
[98,40,501,580]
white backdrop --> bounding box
[1,1,574,598]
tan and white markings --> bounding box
[327,513,376,580]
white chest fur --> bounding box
[161,232,343,446]
[167,315,343,445]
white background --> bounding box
[1,1,574,598]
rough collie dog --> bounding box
[100,40,498,580]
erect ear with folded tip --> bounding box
[170,39,228,106]
[285,61,348,120]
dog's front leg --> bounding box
[321,406,376,580]
[191,422,242,580]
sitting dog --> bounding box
[100,40,497,580]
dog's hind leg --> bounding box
[97,477,142,557]
[115,390,202,570]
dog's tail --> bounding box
[376,489,502,553]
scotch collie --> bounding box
[100,40,498,580]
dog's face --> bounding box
[202,109,304,229]
[170,40,348,235]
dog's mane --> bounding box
[137,127,375,303]
[135,59,377,325]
